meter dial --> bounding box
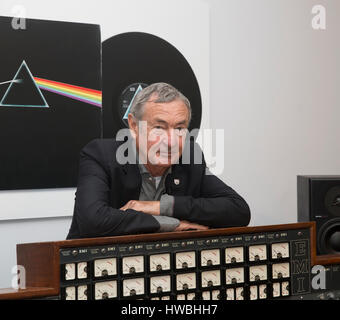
[226,288,235,300]
[161,296,170,300]
[77,285,88,300]
[248,245,267,261]
[176,251,196,269]
[177,293,196,300]
[225,247,244,264]
[77,262,88,279]
[249,265,267,282]
[225,267,244,285]
[94,258,117,277]
[149,253,171,272]
[211,290,220,300]
[65,263,75,280]
[65,286,76,300]
[250,286,258,300]
[281,281,289,296]
[150,275,171,294]
[200,249,220,267]
[176,273,196,291]
[123,278,145,297]
[259,284,267,299]
[122,256,144,274]
[271,242,290,259]
[201,270,221,288]
[202,290,220,300]
[94,281,117,300]
[272,282,280,297]
[187,293,196,300]
[235,287,244,300]
[272,263,290,279]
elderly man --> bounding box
[67,83,250,239]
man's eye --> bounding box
[153,127,165,135]
[175,128,186,136]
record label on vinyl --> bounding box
[118,82,148,127]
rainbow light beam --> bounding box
[34,77,102,108]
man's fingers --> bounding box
[120,200,134,211]
[175,220,209,231]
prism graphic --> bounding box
[122,84,143,120]
[0,60,49,108]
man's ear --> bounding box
[128,113,138,139]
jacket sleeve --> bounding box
[73,139,160,238]
[173,170,251,228]
[172,140,251,229]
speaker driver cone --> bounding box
[318,218,340,254]
[325,186,340,217]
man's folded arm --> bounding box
[171,170,251,228]
[73,140,160,238]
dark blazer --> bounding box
[66,138,251,239]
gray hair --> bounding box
[129,82,192,124]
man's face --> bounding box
[128,96,190,167]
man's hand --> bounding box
[120,200,160,216]
[174,220,209,231]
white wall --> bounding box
[209,0,340,227]
[1,0,340,289]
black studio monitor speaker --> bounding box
[298,176,340,255]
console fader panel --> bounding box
[59,224,312,300]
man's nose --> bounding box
[162,129,178,148]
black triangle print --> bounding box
[0,61,49,108]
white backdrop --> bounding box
[0,0,210,220]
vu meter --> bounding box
[272,282,280,297]
[149,253,171,272]
[77,262,88,279]
[248,245,267,261]
[250,286,258,300]
[225,247,244,264]
[201,270,221,287]
[249,265,267,282]
[65,286,76,300]
[176,273,196,291]
[201,249,220,266]
[77,285,88,300]
[123,278,145,297]
[236,287,244,300]
[271,242,289,259]
[65,263,75,280]
[94,258,117,277]
[272,263,290,279]
[150,275,171,293]
[122,256,144,274]
[176,251,196,269]
[94,281,117,300]
[225,267,244,284]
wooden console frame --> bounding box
[1,221,338,300]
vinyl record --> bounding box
[102,32,202,138]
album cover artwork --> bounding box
[0,16,102,190]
